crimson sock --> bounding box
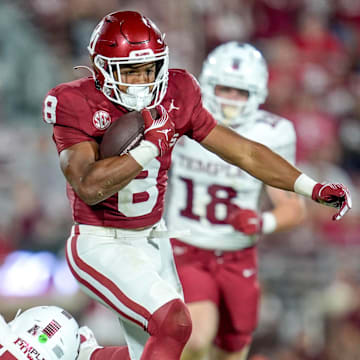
[91,346,130,360]
[140,299,192,360]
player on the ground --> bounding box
[0,306,137,360]
[42,10,351,360]
[166,42,306,360]
[0,306,80,360]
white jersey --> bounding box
[166,110,296,251]
[0,316,24,360]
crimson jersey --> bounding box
[0,344,15,360]
[43,69,216,229]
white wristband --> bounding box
[128,140,159,168]
[293,173,317,198]
[261,212,277,234]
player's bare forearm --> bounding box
[60,141,143,205]
[77,155,142,205]
[201,124,302,191]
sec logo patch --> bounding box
[93,110,111,130]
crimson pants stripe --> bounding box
[66,228,151,328]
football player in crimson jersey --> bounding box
[166,42,306,360]
[42,10,351,360]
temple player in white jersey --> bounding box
[167,42,307,360]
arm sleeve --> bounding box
[53,125,95,154]
[270,121,297,165]
[43,87,96,154]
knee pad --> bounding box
[147,299,192,344]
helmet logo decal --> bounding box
[38,334,48,344]
[13,337,46,360]
[129,49,153,57]
[168,99,179,113]
[52,345,64,359]
[43,320,61,338]
[88,19,105,56]
[93,110,111,130]
[27,325,41,336]
[232,58,241,70]
[60,310,72,320]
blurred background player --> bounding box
[167,42,306,360]
[42,9,350,360]
[0,304,170,360]
[0,305,80,360]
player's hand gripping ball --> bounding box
[142,105,175,156]
[99,109,158,159]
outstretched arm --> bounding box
[201,124,301,190]
[201,124,351,220]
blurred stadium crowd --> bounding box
[1,0,360,359]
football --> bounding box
[99,111,145,159]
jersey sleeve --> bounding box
[184,74,217,142]
[270,120,297,165]
[43,87,95,154]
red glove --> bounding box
[142,105,175,156]
[227,207,263,235]
[312,183,352,221]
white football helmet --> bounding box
[200,42,268,127]
[7,306,80,360]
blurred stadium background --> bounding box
[1,0,360,359]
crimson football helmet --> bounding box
[6,306,80,360]
[200,42,268,128]
[88,11,169,111]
